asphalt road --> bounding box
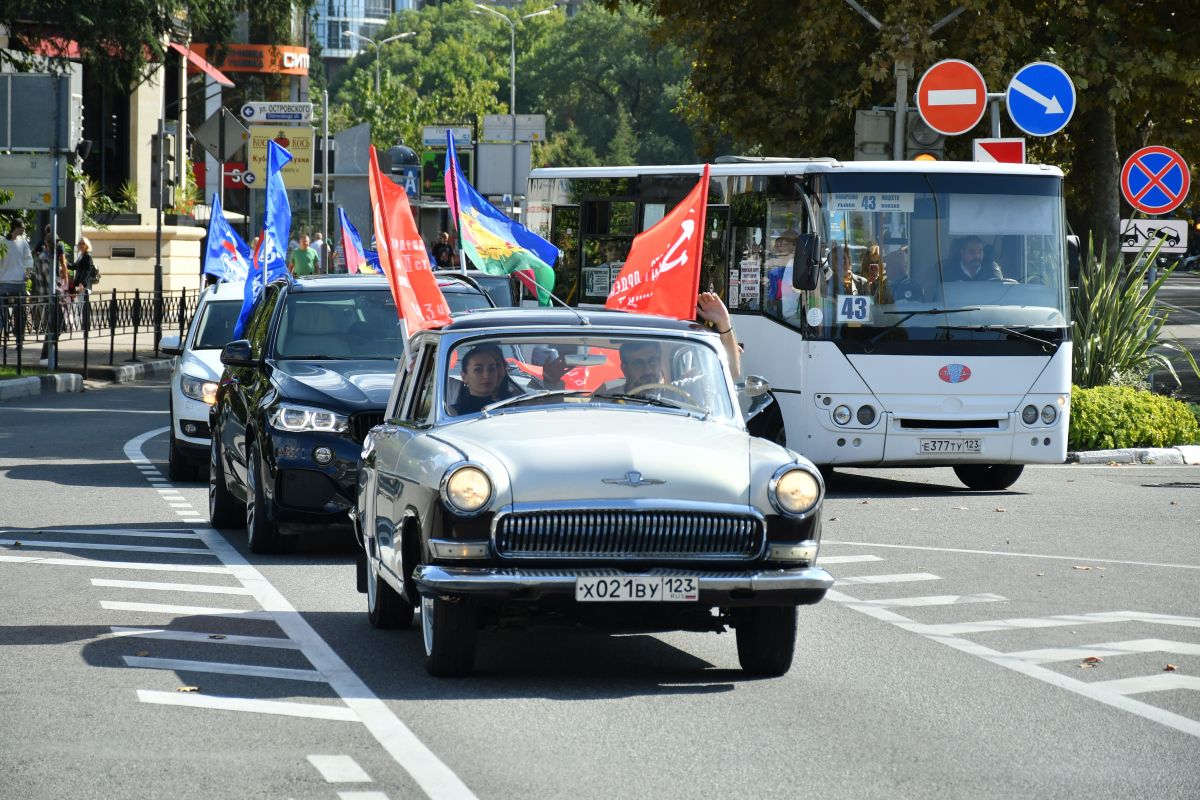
[2,378,1198,800]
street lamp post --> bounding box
[473,5,554,218]
[342,30,416,94]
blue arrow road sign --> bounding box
[1006,62,1075,137]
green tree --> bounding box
[534,123,599,167]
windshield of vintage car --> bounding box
[443,334,737,420]
[191,300,242,350]
[273,290,405,359]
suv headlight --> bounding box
[180,374,218,405]
[440,464,493,515]
[769,465,822,516]
[268,403,349,433]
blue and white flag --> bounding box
[233,141,294,338]
[202,195,251,283]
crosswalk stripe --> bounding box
[818,555,884,565]
[0,554,230,573]
[915,610,1200,636]
[1091,674,1200,696]
[93,578,252,595]
[1005,638,1200,664]
[124,655,325,682]
[136,690,358,721]
[1,539,212,556]
[835,572,940,586]
[2,528,201,540]
[308,755,373,783]
[838,593,1007,609]
[110,627,301,649]
[101,600,272,619]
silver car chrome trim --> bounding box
[767,463,824,520]
[430,539,489,559]
[414,564,834,594]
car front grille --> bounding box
[350,412,385,443]
[494,509,764,560]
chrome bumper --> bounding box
[413,564,834,596]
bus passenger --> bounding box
[885,246,923,302]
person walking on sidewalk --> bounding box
[0,220,34,337]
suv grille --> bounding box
[350,412,385,443]
[495,509,764,560]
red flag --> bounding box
[605,165,709,320]
[368,146,453,332]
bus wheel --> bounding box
[953,464,1024,491]
[747,399,785,446]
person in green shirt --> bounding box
[288,234,318,276]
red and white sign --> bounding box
[1120,146,1191,215]
[973,138,1026,164]
[917,59,988,137]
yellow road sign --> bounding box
[246,126,314,190]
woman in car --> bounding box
[450,343,523,415]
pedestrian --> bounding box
[311,232,328,273]
[0,220,34,336]
[287,233,318,277]
[431,231,454,269]
[72,236,98,293]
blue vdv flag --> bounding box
[202,195,251,283]
[233,141,295,338]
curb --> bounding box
[0,372,84,401]
[1068,445,1200,466]
[108,358,173,384]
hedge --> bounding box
[1069,385,1200,451]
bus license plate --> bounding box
[919,438,982,454]
[575,576,699,602]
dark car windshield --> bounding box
[191,300,242,350]
[273,290,405,360]
[442,286,494,314]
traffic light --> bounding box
[905,111,944,161]
[151,132,177,209]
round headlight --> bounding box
[832,405,852,425]
[1021,404,1039,425]
[856,405,876,425]
[1040,404,1058,424]
[771,468,821,516]
[443,466,493,514]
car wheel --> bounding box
[208,433,244,529]
[168,427,198,482]
[952,463,1024,491]
[366,553,414,629]
[245,442,289,554]
[735,605,798,677]
[421,594,477,677]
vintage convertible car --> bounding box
[353,309,833,676]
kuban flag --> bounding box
[606,164,710,320]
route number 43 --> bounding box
[837,295,872,323]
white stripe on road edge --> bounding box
[124,655,326,682]
[136,690,359,721]
[92,578,252,595]
[1004,638,1200,665]
[0,539,214,555]
[125,427,479,800]
[835,572,940,586]
[0,407,169,414]
[101,600,273,620]
[835,592,1007,609]
[818,555,883,565]
[822,540,1200,571]
[0,554,230,573]
[1091,675,1200,696]
[2,527,200,540]
[912,610,1200,637]
[110,627,302,650]
[308,755,373,783]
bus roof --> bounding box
[528,159,1064,180]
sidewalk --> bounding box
[0,328,172,401]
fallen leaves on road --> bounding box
[1079,656,1104,668]
[860,500,870,505]
[1165,664,1179,672]
[995,507,1006,513]
[1170,500,1179,505]
[1036,572,1045,577]
[1074,565,1092,571]
[176,686,199,693]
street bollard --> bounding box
[108,288,117,365]
[82,292,91,382]
[129,288,140,363]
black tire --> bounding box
[366,553,414,628]
[245,442,289,554]
[168,427,198,482]
[735,606,798,677]
[747,397,786,446]
[421,594,477,677]
[208,433,244,529]
[953,463,1024,491]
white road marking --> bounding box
[915,610,1200,637]
[822,539,1200,571]
[308,754,373,783]
[0,538,214,555]
[1092,675,1200,695]
[92,578,252,595]
[818,555,883,565]
[1005,638,1200,664]
[0,407,168,414]
[928,88,977,105]
[101,600,272,620]
[835,572,940,586]
[0,554,230,573]
[110,627,301,650]
[835,592,1007,609]
[339,793,390,800]
[124,655,326,682]
[3,527,200,540]
[136,690,359,721]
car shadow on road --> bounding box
[823,468,1030,500]
[2,460,161,490]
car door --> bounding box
[220,285,282,492]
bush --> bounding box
[1069,385,1200,451]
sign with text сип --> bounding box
[241,102,313,124]
[245,127,315,190]
[1120,219,1188,254]
[0,154,67,210]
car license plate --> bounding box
[575,576,698,602]
[919,438,982,454]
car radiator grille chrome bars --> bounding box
[494,510,764,559]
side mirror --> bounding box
[792,233,822,291]
[220,339,256,367]
[1066,234,1081,283]
[737,376,774,421]
[160,334,182,356]
[739,374,771,398]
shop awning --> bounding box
[169,42,235,88]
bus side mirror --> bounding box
[1066,235,1081,283]
[792,233,822,291]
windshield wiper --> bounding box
[867,307,981,347]
[601,392,699,414]
[937,324,1059,352]
[481,389,583,415]
[282,354,345,360]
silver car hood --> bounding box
[437,408,751,506]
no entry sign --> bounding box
[916,59,988,137]
[1120,146,1190,215]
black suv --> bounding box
[208,274,491,552]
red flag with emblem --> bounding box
[368,146,453,331]
[606,164,709,320]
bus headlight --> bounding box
[441,464,493,515]
[856,405,876,425]
[1021,404,1039,425]
[770,466,821,516]
[1040,404,1058,424]
[832,405,852,425]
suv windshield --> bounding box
[444,334,736,420]
[273,290,404,359]
[192,300,242,350]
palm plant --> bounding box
[1070,240,1198,389]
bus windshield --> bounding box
[800,172,1068,348]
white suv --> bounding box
[160,282,245,481]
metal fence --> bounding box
[0,288,202,376]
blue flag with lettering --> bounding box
[233,141,294,338]
[202,195,251,283]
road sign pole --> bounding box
[322,90,330,274]
[893,58,911,161]
[989,95,1001,138]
